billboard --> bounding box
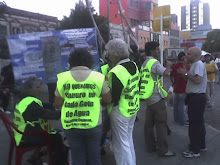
[167,48,185,60]
[153,5,171,32]
[6,28,99,85]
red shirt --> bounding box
[170,63,190,93]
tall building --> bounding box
[99,0,176,49]
[99,0,158,28]
[181,0,210,30]
[171,14,178,25]
[170,14,180,47]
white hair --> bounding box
[105,38,129,59]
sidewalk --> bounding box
[132,102,220,165]
[1,99,220,165]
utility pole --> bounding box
[85,0,106,58]
[117,0,127,43]
[85,0,105,46]
[117,0,138,47]
[107,0,110,41]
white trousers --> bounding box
[110,106,136,165]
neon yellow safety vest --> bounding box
[101,64,109,77]
[108,62,140,117]
[101,64,109,83]
[13,97,56,146]
[57,71,104,129]
[139,59,168,99]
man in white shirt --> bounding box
[178,47,207,158]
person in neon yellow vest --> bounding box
[54,48,112,165]
[105,39,140,165]
[13,77,68,165]
[100,61,111,155]
[139,41,175,157]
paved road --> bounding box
[1,77,220,165]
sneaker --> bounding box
[4,111,11,114]
[182,150,200,158]
[200,148,207,152]
[182,150,191,155]
[207,102,212,108]
[161,150,175,157]
[183,123,189,127]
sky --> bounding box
[3,0,220,29]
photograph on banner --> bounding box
[6,28,99,85]
[167,48,185,60]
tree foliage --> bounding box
[0,1,8,16]
[202,30,220,53]
[58,0,109,43]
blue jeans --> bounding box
[173,93,187,125]
[64,125,102,165]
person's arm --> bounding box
[26,101,61,120]
[53,87,64,109]
[170,75,174,87]
[214,62,219,72]
[100,81,112,104]
[163,61,173,76]
[111,73,123,106]
[170,66,175,86]
[185,74,202,84]
[101,90,112,104]
[178,64,203,84]
[54,96,64,109]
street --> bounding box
[1,77,220,165]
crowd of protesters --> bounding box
[2,38,220,164]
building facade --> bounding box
[99,0,158,28]
[99,0,174,49]
[0,7,59,38]
[181,0,210,30]
[0,6,59,59]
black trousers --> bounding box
[186,93,206,153]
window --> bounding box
[0,25,7,37]
[140,37,143,43]
[130,18,139,26]
[146,3,151,11]
[12,27,20,35]
[130,0,138,8]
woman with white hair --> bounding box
[106,39,140,165]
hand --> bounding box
[177,68,187,75]
[165,60,173,68]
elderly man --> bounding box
[105,39,140,165]
[178,47,207,158]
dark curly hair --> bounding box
[145,41,160,56]
[68,48,94,69]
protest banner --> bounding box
[6,28,99,85]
